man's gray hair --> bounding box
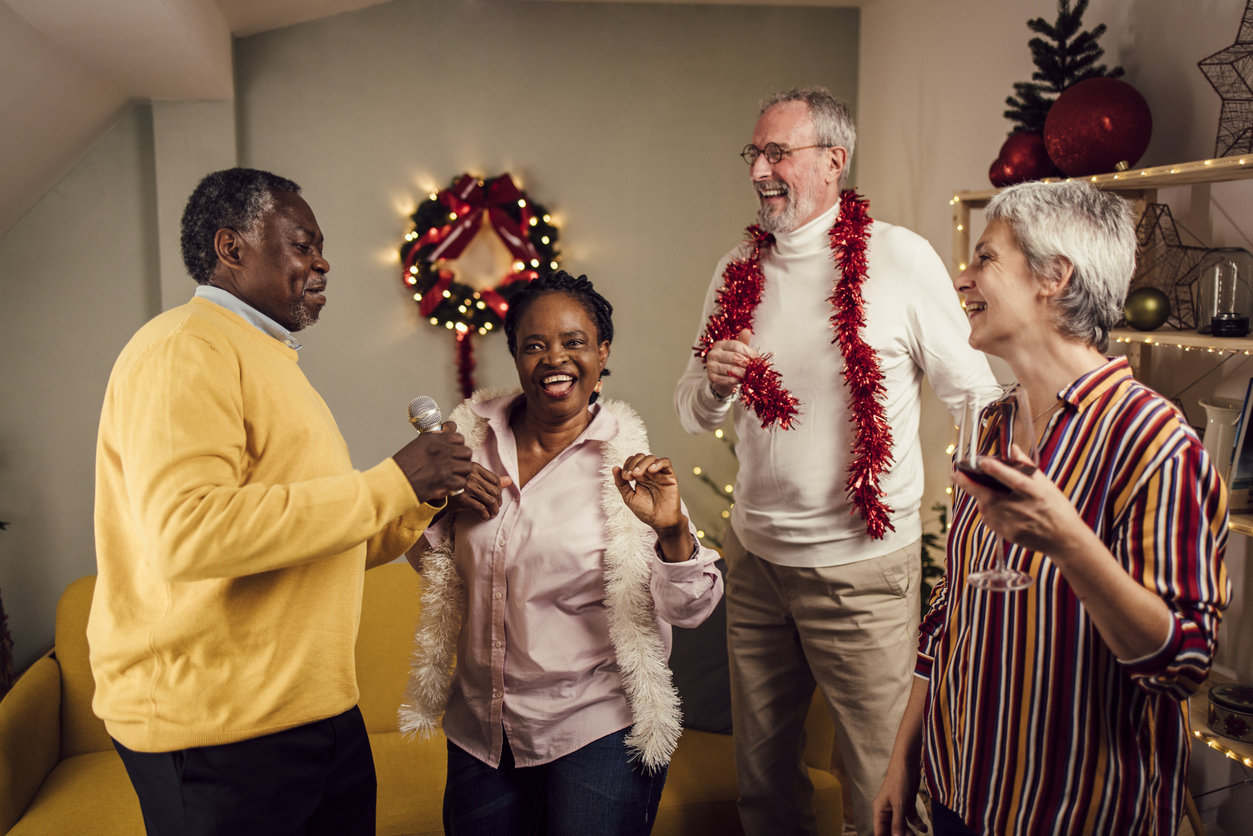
[760,87,856,189]
[180,168,301,285]
[985,180,1136,351]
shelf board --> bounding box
[1110,328,1253,353]
[952,155,1253,208]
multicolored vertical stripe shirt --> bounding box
[917,357,1231,835]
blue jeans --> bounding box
[443,728,667,836]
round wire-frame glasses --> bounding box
[740,143,833,165]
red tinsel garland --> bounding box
[828,191,894,539]
[455,330,476,400]
[693,189,895,539]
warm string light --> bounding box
[1191,728,1253,767]
[1112,336,1253,357]
[689,429,740,544]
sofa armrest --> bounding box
[0,656,62,833]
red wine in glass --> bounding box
[957,390,1037,591]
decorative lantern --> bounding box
[1195,248,1253,337]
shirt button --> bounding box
[493,690,501,698]
[494,592,502,599]
[498,538,507,547]
[494,641,502,648]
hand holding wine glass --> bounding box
[955,388,1038,591]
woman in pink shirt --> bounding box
[401,272,724,836]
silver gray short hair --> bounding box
[984,180,1135,351]
[760,87,856,189]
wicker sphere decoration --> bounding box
[1124,286,1171,331]
[1044,78,1153,177]
[989,131,1056,187]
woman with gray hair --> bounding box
[873,180,1230,836]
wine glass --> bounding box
[956,388,1037,591]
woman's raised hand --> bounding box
[613,454,684,533]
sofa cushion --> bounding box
[7,750,141,835]
[357,563,423,735]
[370,730,447,836]
[56,577,112,759]
[654,726,842,836]
[668,560,732,734]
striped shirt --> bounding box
[917,357,1231,835]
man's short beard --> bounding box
[755,161,823,234]
[286,278,324,331]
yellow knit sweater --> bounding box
[89,298,439,752]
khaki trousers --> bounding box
[724,528,921,836]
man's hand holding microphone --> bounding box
[392,396,474,505]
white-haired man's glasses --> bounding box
[740,143,832,165]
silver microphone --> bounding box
[406,396,463,495]
[407,395,444,433]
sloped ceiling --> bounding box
[0,0,861,236]
[0,0,394,235]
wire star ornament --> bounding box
[1126,204,1210,330]
[1200,1,1253,157]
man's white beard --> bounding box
[755,165,822,235]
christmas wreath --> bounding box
[399,173,561,396]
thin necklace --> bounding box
[1033,398,1060,422]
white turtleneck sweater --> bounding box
[675,201,1001,568]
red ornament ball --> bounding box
[994,131,1057,185]
[989,157,1011,188]
[1044,78,1152,177]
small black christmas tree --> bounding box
[1005,0,1125,134]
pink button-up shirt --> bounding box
[425,393,723,768]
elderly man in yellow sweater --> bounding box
[89,168,472,835]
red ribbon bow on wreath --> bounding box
[404,174,542,318]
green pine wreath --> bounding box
[399,174,561,336]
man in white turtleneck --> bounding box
[674,88,1000,836]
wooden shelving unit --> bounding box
[1109,327,1253,381]
[951,158,1253,541]
[949,154,1253,275]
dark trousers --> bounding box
[443,728,668,836]
[113,705,376,836]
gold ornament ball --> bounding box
[1124,287,1171,331]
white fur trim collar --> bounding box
[398,389,682,770]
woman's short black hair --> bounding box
[504,271,614,358]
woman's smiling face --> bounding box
[955,219,1044,357]
[513,292,609,421]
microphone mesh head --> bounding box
[407,396,443,432]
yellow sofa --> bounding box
[0,563,843,835]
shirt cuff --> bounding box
[914,653,934,680]
[1117,613,1181,673]
[697,379,736,413]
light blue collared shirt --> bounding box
[194,285,302,351]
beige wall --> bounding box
[858,0,1252,685]
[0,105,161,669]
[232,0,859,565]
[0,0,858,672]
